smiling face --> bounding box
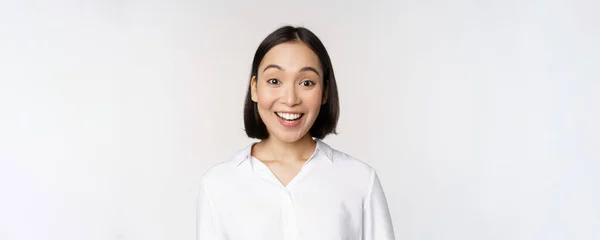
[250,41,327,143]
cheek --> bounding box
[303,91,324,110]
[256,89,278,111]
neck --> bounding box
[260,134,317,163]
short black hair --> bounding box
[243,25,339,140]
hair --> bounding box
[243,25,339,140]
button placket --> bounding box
[280,189,297,240]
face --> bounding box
[251,41,327,143]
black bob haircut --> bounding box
[243,25,339,140]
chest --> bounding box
[211,171,366,240]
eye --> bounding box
[267,78,281,85]
[300,80,315,87]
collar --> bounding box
[235,138,334,167]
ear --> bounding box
[321,83,328,105]
[250,76,258,102]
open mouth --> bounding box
[275,112,304,121]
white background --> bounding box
[1,0,598,239]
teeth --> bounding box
[276,112,302,120]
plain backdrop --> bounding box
[1,0,598,239]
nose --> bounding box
[281,83,301,106]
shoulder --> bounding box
[333,149,375,172]
[318,141,382,196]
[320,140,377,180]
[199,143,252,185]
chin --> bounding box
[271,131,308,143]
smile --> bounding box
[275,112,304,121]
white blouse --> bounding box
[196,139,395,240]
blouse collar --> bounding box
[235,138,333,167]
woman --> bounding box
[197,25,395,240]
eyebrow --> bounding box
[263,64,321,76]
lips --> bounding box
[275,112,303,121]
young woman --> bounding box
[197,26,395,240]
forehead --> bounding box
[259,41,322,73]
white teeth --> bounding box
[276,112,302,120]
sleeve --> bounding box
[196,179,226,240]
[363,169,396,240]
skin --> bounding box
[250,41,327,186]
